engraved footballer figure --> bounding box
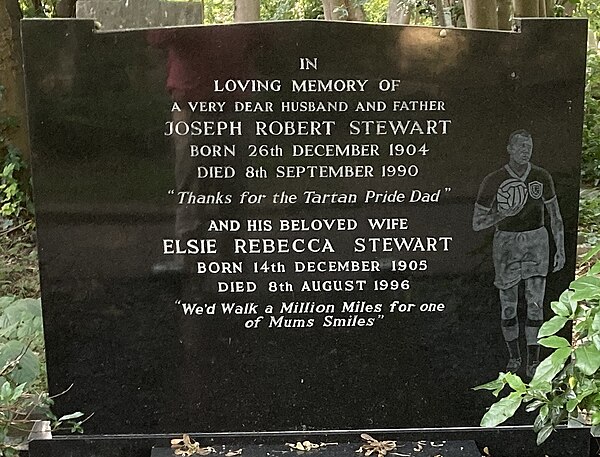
[472,129,565,377]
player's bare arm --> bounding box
[545,197,565,272]
[472,203,517,231]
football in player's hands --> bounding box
[496,178,527,217]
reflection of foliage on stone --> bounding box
[171,435,216,456]
[356,434,397,457]
[475,247,600,445]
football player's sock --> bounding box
[506,338,521,361]
[527,344,540,367]
[525,319,543,346]
[501,315,518,343]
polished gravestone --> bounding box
[21,17,588,457]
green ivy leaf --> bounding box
[504,372,526,393]
[574,344,600,375]
[575,318,590,336]
[480,392,523,427]
[0,340,40,385]
[531,348,572,383]
[538,316,568,338]
[592,410,600,426]
[571,276,600,301]
[551,298,571,317]
[581,243,600,263]
[539,336,571,349]
[525,399,545,413]
[593,312,600,333]
[567,397,580,412]
[12,381,24,396]
[0,297,17,311]
[536,424,554,445]
[528,380,553,396]
[556,289,577,316]
[58,412,84,422]
[473,372,506,396]
[576,382,598,403]
[0,381,12,403]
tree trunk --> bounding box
[0,0,30,160]
[386,4,414,25]
[55,0,77,17]
[322,0,342,20]
[387,1,413,24]
[32,0,43,15]
[387,1,398,23]
[497,0,512,29]
[563,0,575,16]
[452,0,466,26]
[463,0,498,29]
[234,0,260,22]
[398,8,412,24]
[435,0,448,25]
[323,0,365,20]
[538,0,546,15]
[346,1,365,21]
[512,0,538,17]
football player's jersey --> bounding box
[476,163,556,232]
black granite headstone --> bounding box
[21,17,587,453]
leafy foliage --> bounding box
[19,0,55,17]
[204,0,234,23]
[201,0,449,24]
[580,188,600,247]
[0,297,45,391]
[362,0,387,22]
[0,145,32,225]
[572,4,600,187]
[582,51,600,186]
[0,87,33,234]
[569,0,600,33]
[474,249,600,444]
[261,0,323,19]
[0,227,39,299]
[0,126,32,230]
[0,297,84,456]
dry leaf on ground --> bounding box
[356,434,397,457]
[171,434,216,456]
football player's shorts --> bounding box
[493,227,549,290]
